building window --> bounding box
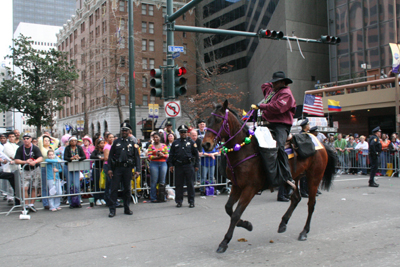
[120,95,126,105]
[102,20,107,33]
[90,31,94,42]
[74,29,77,39]
[183,13,186,21]
[149,5,154,16]
[142,39,147,51]
[149,58,155,69]
[150,96,155,103]
[162,7,167,17]
[89,14,93,26]
[149,40,155,51]
[120,75,126,86]
[142,76,147,88]
[142,58,148,69]
[120,19,125,30]
[163,41,167,52]
[143,95,148,106]
[183,43,187,54]
[95,8,100,20]
[81,38,85,48]
[81,21,85,33]
[120,56,126,68]
[163,60,167,66]
[142,22,147,33]
[183,32,186,38]
[142,4,147,15]
[149,22,154,34]
[163,24,167,35]
[119,0,125,12]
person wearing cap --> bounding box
[14,134,43,212]
[163,121,174,136]
[167,124,200,208]
[197,119,207,140]
[251,71,296,201]
[310,126,327,143]
[64,136,86,208]
[82,135,95,160]
[299,119,310,133]
[368,126,382,187]
[107,122,140,217]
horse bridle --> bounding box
[206,109,254,149]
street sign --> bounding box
[172,52,180,59]
[164,100,181,118]
[168,46,184,53]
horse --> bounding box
[202,100,336,253]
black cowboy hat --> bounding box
[267,71,293,84]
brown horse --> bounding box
[202,100,336,253]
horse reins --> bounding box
[206,109,258,185]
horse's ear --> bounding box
[222,100,229,110]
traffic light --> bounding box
[150,68,163,97]
[320,35,341,44]
[174,66,187,97]
[258,29,284,39]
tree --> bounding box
[0,34,78,136]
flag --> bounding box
[328,99,342,111]
[303,94,324,116]
[242,110,250,121]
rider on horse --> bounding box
[251,71,296,196]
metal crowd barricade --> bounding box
[334,148,400,177]
[1,169,23,216]
[131,154,229,202]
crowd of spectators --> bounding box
[323,131,400,176]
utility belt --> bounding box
[115,162,135,168]
[174,159,192,166]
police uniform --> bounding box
[368,126,382,187]
[108,123,141,217]
[167,125,199,208]
[299,118,309,134]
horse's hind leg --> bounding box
[298,179,319,241]
[278,178,302,233]
[217,187,257,253]
[225,185,253,232]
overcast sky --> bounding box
[0,0,13,62]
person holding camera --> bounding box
[167,125,199,208]
[107,123,140,217]
[147,132,169,203]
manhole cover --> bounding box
[57,220,94,228]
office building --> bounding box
[13,0,76,32]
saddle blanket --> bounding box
[285,133,324,159]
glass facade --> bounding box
[13,0,76,32]
[201,0,280,73]
[329,0,399,81]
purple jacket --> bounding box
[259,82,296,125]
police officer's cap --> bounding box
[177,124,189,132]
[299,118,309,127]
[372,126,381,133]
[120,122,132,130]
[198,119,205,124]
[166,120,172,126]
[310,126,318,132]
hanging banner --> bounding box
[153,104,159,118]
[148,104,154,118]
[389,43,400,73]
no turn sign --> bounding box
[164,100,181,118]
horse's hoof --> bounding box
[278,223,287,233]
[238,220,253,231]
[216,245,228,253]
[298,233,307,241]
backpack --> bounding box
[291,134,316,158]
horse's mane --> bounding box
[215,104,249,132]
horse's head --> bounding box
[202,100,231,152]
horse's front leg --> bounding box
[225,185,253,232]
[217,186,257,253]
[278,176,302,233]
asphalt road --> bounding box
[0,174,399,267]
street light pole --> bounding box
[128,0,136,134]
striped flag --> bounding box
[303,94,324,116]
[328,99,342,111]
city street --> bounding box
[0,174,399,266]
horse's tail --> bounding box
[321,143,337,191]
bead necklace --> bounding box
[221,129,254,154]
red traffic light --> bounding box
[176,67,187,77]
[259,29,284,39]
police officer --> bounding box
[107,123,141,217]
[299,118,310,133]
[167,125,199,208]
[368,126,382,187]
